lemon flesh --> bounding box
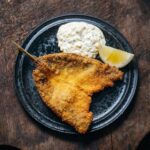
[99,45,134,68]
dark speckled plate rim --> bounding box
[14,14,138,134]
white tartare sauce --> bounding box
[57,22,106,58]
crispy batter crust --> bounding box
[32,53,123,134]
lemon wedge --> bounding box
[99,45,134,68]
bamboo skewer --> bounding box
[12,41,37,62]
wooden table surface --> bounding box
[0,0,150,149]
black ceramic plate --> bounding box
[15,15,138,134]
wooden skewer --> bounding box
[12,41,37,62]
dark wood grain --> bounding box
[0,0,150,149]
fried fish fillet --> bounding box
[32,53,123,134]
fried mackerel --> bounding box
[32,53,123,134]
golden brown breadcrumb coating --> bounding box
[32,53,123,134]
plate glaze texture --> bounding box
[15,15,138,134]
